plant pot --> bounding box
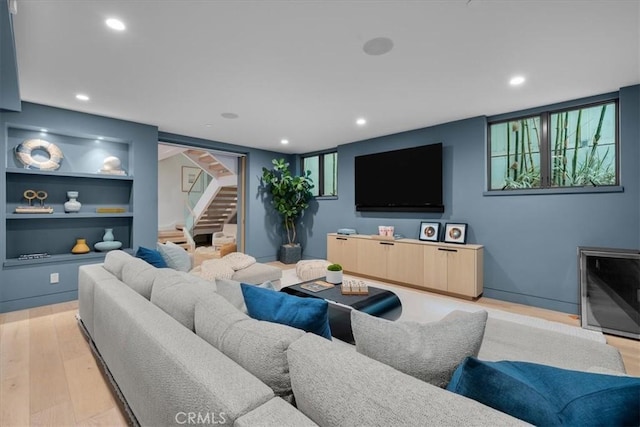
[325,270,343,284]
[280,244,302,264]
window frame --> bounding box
[486,98,621,194]
[301,150,338,198]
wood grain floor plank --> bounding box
[65,353,117,422]
[54,309,91,361]
[1,375,30,427]
[29,313,72,414]
[76,406,128,427]
[0,309,29,381]
[30,400,77,426]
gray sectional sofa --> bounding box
[78,250,627,426]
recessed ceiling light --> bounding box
[221,112,239,119]
[98,136,104,140]
[509,75,526,86]
[40,128,47,133]
[106,18,126,31]
[205,124,212,128]
[356,118,367,126]
[363,37,394,56]
[280,139,289,145]
[75,93,90,101]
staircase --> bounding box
[193,186,238,236]
[157,228,190,249]
[182,150,234,178]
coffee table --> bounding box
[281,278,402,344]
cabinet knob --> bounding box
[337,237,348,241]
[380,242,394,246]
[438,248,457,253]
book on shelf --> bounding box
[18,253,51,260]
[96,207,126,213]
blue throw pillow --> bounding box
[447,357,640,426]
[241,283,332,340]
[135,246,168,268]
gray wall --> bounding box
[299,85,639,314]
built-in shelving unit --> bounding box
[1,125,135,307]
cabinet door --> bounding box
[356,239,388,278]
[446,248,478,297]
[387,243,424,286]
[423,246,448,291]
[327,236,358,272]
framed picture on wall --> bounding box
[418,221,440,242]
[182,166,202,192]
[443,223,467,244]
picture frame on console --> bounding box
[443,223,467,244]
[419,221,440,242]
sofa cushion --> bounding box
[215,278,277,314]
[195,293,304,401]
[234,397,318,427]
[232,262,282,284]
[200,258,235,281]
[241,284,331,340]
[286,333,525,426]
[351,309,487,388]
[121,256,165,299]
[103,249,135,281]
[479,317,626,373]
[222,252,256,271]
[447,357,640,426]
[91,278,275,426]
[135,246,168,268]
[157,241,192,272]
[150,270,217,330]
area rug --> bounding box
[279,268,605,343]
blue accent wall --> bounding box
[0,102,159,311]
[300,86,639,314]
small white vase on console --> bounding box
[64,191,81,213]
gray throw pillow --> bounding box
[195,293,304,402]
[351,309,488,388]
[215,278,277,314]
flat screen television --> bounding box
[355,143,444,212]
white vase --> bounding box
[326,269,343,284]
[64,191,81,213]
[103,228,114,242]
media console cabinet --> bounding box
[327,233,483,299]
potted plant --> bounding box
[261,158,314,264]
[326,263,343,284]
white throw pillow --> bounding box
[351,309,488,388]
[157,241,192,272]
[200,258,235,281]
[222,252,256,271]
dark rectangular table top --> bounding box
[281,278,402,343]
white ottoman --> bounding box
[296,259,331,282]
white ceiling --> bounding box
[12,0,640,154]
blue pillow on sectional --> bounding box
[240,283,332,340]
[447,357,640,426]
[135,246,168,268]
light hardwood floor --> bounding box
[1,278,638,426]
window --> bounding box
[488,101,618,191]
[302,151,337,197]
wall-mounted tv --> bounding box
[355,143,444,213]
